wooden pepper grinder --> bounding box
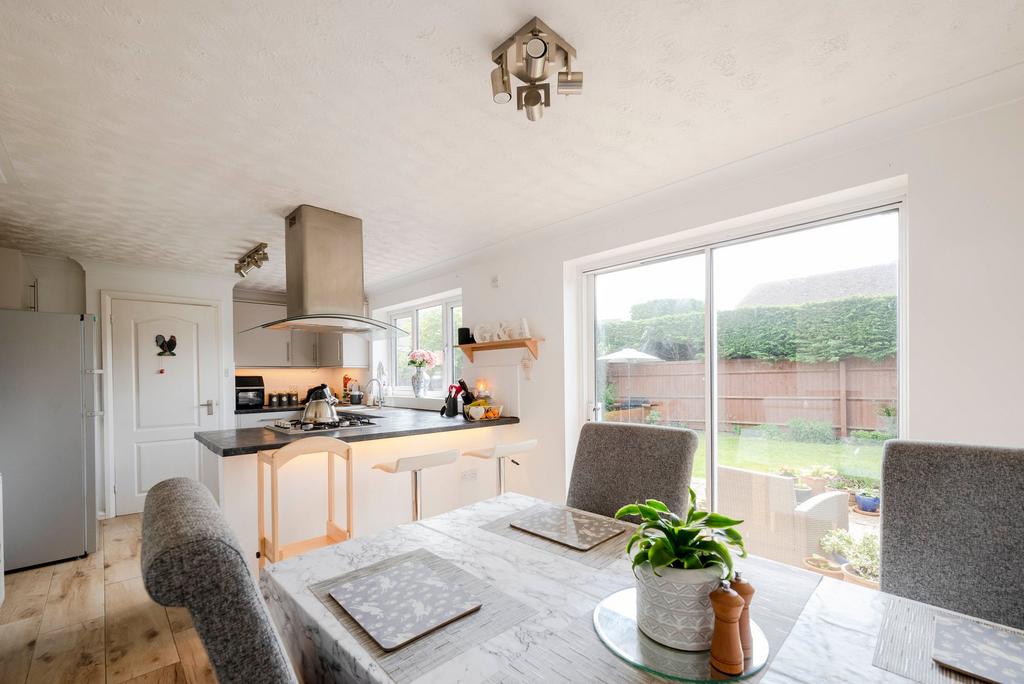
[709,582,745,676]
[731,571,755,658]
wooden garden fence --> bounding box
[604,357,897,436]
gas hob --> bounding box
[265,413,377,435]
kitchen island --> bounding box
[194,407,523,574]
[197,406,519,455]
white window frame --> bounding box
[386,294,463,397]
[581,196,908,512]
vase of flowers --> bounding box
[615,489,746,651]
[407,349,438,397]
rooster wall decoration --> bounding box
[155,334,177,356]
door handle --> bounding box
[199,400,215,416]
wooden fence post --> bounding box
[838,360,848,438]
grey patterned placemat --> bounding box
[874,596,1024,683]
[310,549,536,683]
[481,503,634,569]
[510,506,627,550]
[328,557,481,651]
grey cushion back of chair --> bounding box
[141,478,297,684]
[567,422,698,518]
[881,440,1024,629]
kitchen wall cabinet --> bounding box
[290,330,318,367]
[235,301,369,369]
[316,332,370,368]
[234,301,292,367]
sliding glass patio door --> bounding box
[592,253,709,502]
[589,206,900,581]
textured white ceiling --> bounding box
[0,1,1022,293]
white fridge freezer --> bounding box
[0,309,98,571]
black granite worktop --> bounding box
[234,404,306,415]
[197,407,520,456]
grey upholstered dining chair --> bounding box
[566,422,698,518]
[141,478,298,684]
[881,440,1024,629]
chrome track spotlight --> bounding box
[490,17,581,122]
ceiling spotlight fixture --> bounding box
[234,242,269,278]
[490,17,581,122]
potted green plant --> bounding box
[841,533,880,590]
[819,528,854,565]
[854,487,881,514]
[776,465,813,503]
[802,553,844,580]
[801,465,837,495]
[615,489,746,651]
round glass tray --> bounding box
[593,588,769,683]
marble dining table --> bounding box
[258,493,946,683]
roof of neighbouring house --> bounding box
[736,262,897,308]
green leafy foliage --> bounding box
[598,295,896,363]
[850,429,895,442]
[615,490,746,579]
[822,530,880,582]
[629,298,704,320]
[788,419,836,444]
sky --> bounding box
[594,210,899,320]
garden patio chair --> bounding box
[716,466,849,567]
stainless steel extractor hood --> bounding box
[243,205,407,338]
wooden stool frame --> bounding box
[257,436,353,567]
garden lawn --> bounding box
[689,432,883,485]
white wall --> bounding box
[77,259,238,516]
[368,71,1024,504]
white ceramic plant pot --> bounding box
[635,563,722,651]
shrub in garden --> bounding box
[787,418,836,443]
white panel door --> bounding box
[112,299,220,514]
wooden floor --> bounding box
[0,514,218,683]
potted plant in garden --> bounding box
[802,553,844,580]
[615,489,746,651]
[853,487,881,514]
[827,474,868,506]
[841,533,880,590]
[777,465,812,503]
[801,465,837,495]
[406,349,439,397]
[819,528,854,566]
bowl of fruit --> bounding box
[465,400,503,421]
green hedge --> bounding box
[598,295,896,363]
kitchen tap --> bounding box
[365,378,386,408]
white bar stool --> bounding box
[464,439,537,495]
[373,449,459,521]
[257,436,353,567]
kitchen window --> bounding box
[387,295,463,395]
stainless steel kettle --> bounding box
[302,384,339,424]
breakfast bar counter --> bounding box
[193,407,525,575]
[196,407,520,456]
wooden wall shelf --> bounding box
[459,337,543,362]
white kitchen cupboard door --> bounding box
[290,331,317,367]
[234,301,290,367]
[112,298,220,514]
[316,331,343,367]
[342,333,369,368]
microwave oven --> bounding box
[235,375,265,410]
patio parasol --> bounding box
[596,348,663,418]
